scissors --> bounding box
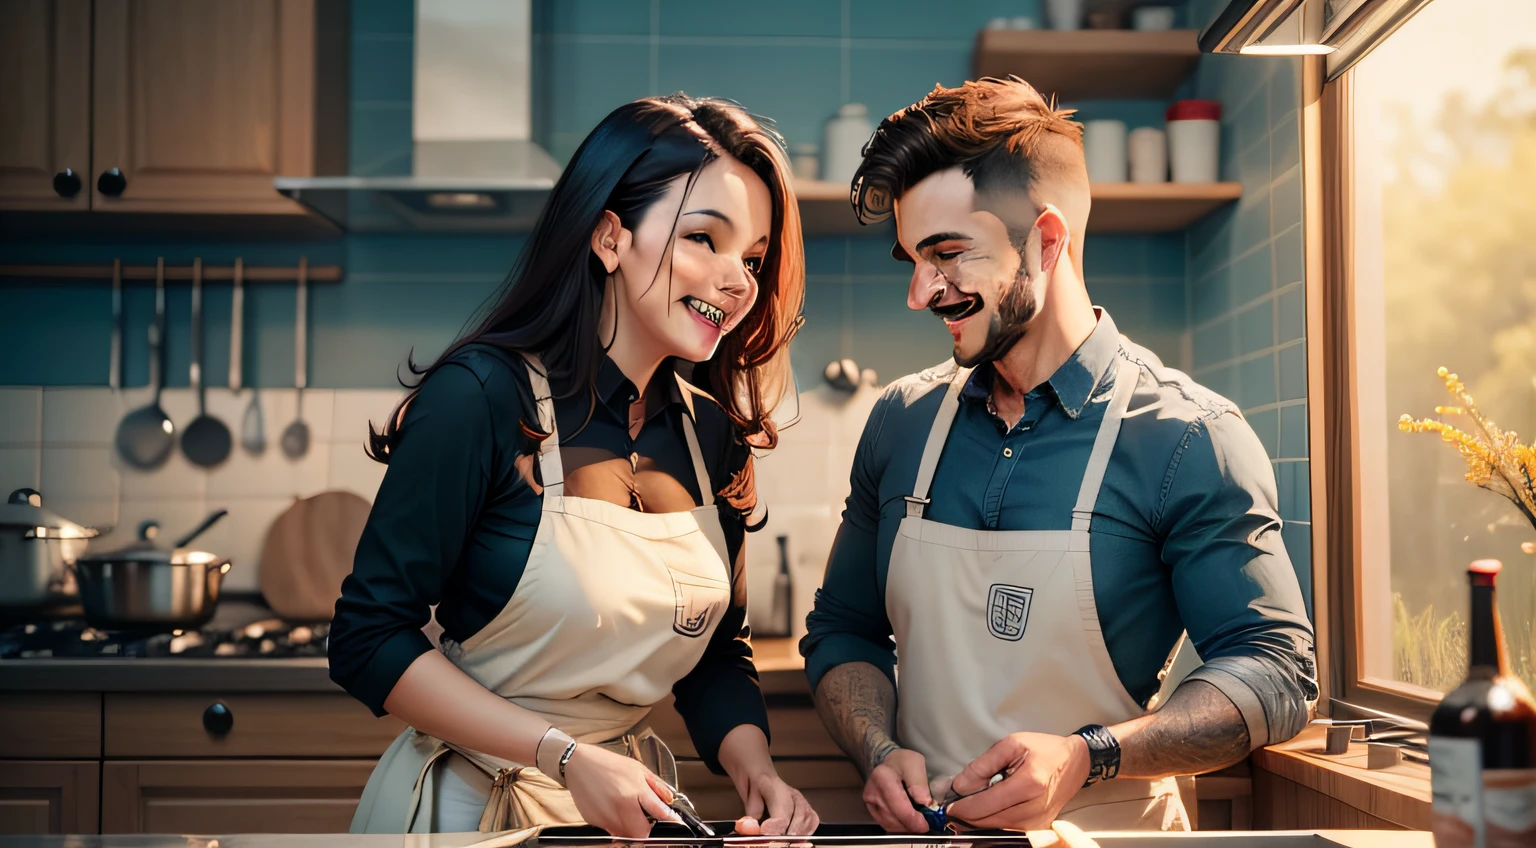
[656,781,715,837]
[914,772,1006,834]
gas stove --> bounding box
[0,617,328,660]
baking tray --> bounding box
[533,823,1032,846]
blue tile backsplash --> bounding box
[1186,0,1311,608]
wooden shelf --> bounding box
[973,29,1201,101]
[1088,181,1241,232]
[796,179,1240,236]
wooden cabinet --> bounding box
[102,760,374,834]
[0,0,93,212]
[0,0,347,219]
[0,761,100,835]
[104,693,405,759]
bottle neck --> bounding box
[1469,579,1506,674]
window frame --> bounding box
[1304,56,1446,727]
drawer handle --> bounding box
[53,168,82,198]
[97,167,127,197]
[202,702,234,736]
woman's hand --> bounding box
[562,744,682,837]
[733,769,820,836]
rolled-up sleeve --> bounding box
[328,363,499,716]
[800,395,898,693]
[1158,411,1319,750]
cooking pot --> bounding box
[71,509,232,630]
[0,488,101,613]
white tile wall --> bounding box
[745,381,886,639]
[7,386,402,593]
[0,388,42,444]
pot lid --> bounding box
[0,488,92,537]
[76,521,175,562]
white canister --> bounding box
[822,103,874,186]
[1083,120,1128,183]
[1132,6,1177,31]
[790,143,820,182]
[1166,100,1222,183]
[1128,127,1168,183]
[1045,0,1084,30]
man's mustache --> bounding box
[928,289,984,320]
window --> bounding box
[1316,0,1536,719]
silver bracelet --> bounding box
[558,741,579,786]
[536,726,577,786]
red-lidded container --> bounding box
[1166,99,1222,183]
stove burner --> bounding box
[0,618,329,660]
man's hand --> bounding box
[945,733,1090,831]
[863,747,933,833]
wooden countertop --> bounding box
[0,831,1433,847]
[1251,724,1431,830]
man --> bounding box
[800,78,1317,833]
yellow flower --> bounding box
[1400,367,1536,531]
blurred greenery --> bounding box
[1383,50,1536,692]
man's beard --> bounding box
[953,269,1036,368]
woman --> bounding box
[329,95,816,837]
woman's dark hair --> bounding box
[367,94,805,513]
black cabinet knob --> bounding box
[97,168,127,197]
[202,702,234,736]
[53,168,82,198]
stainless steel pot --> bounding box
[0,488,101,613]
[71,509,232,630]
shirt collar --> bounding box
[960,307,1121,420]
[595,355,695,421]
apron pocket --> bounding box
[668,569,728,638]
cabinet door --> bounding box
[0,0,92,211]
[0,761,100,835]
[102,760,376,834]
[91,0,320,214]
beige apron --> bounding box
[351,357,734,833]
[886,357,1191,832]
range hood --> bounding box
[1199,0,1434,79]
[276,0,562,232]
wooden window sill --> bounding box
[1251,725,1430,831]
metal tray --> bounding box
[533,823,1032,847]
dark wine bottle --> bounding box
[764,534,793,638]
[1429,559,1536,847]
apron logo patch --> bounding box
[987,584,1033,641]
[671,573,724,638]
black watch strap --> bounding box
[1071,724,1121,787]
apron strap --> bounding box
[523,356,565,498]
[907,365,973,517]
[681,414,715,508]
[1070,357,1138,532]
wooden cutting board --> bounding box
[259,490,372,622]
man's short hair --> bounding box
[850,77,1088,227]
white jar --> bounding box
[790,143,820,182]
[1166,100,1222,184]
[1083,120,1128,183]
[1046,0,1084,30]
[1128,127,1168,183]
[822,103,874,186]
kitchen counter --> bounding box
[0,831,1434,848]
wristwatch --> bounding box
[1071,724,1121,787]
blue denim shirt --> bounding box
[800,311,1317,747]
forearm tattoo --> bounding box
[1119,680,1252,778]
[813,662,900,777]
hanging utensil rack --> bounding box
[0,261,343,283]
